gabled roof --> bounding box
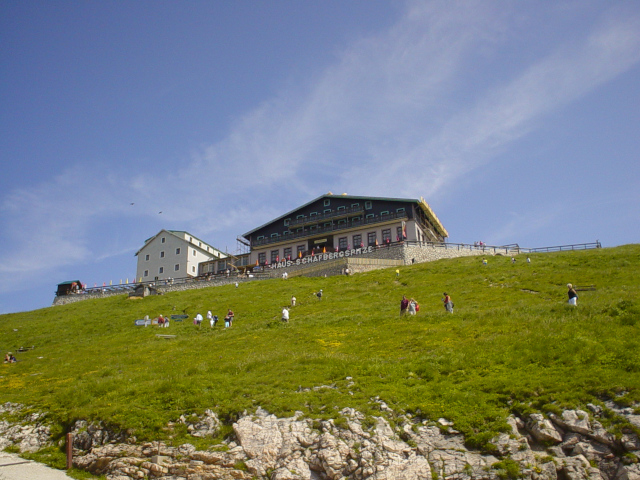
[135,229,227,257]
[241,193,448,238]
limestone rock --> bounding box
[527,413,563,444]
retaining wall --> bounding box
[52,243,518,306]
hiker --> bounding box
[207,311,213,326]
[408,298,418,315]
[482,258,487,265]
[291,295,296,307]
[227,309,234,327]
[567,284,578,306]
[194,313,203,326]
[282,307,290,323]
[400,295,409,315]
[316,289,323,300]
[443,293,453,313]
[4,353,16,363]
[157,315,165,327]
[511,257,516,264]
[213,315,219,326]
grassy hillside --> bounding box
[1,245,639,451]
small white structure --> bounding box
[135,230,227,282]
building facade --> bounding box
[135,230,227,281]
[241,194,448,267]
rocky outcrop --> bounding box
[0,403,51,452]
[1,401,639,480]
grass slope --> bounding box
[1,245,639,451]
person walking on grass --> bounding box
[408,298,418,315]
[400,295,409,315]
[443,293,454,313]
[291,295,296,307]
[567,284,578,306]
[282,307,290,323]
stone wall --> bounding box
[52,243,517,307]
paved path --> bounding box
[0,452,73,480]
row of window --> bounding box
[143,263,196,277]
[259,209,406,241]
[144,248,201,261]
[257,227,405,264]
[282,205,404,227]
[158,236,218,255]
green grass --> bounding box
[1,245,639,451]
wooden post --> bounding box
[66,433,73,469]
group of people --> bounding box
[195,310,235,328]
[400,293,452,315]
[4,353,16,363]
[400,295,420,315]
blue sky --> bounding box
[1,0,639,314]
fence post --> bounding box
[66,432,73,469]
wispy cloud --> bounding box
[1,2,639,296]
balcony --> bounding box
[252,211,408,247]
[288,206,365,228]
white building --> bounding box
[135,230,227,282]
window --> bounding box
[381,210,389,216]
[368,232,377,246]
[176,248,181,255]
[189,237,193,242]
[324,222,332,228]
[145,254,149,261]
[324,209,331,214]
[296,214,305,220]
[160,251,165,258]
[338,219,346,225]
[192,266,196,273]
[193,249,197,256]
[258,252,266,265]
[396,207,406,214]
[271,250,279,264]
[382,229,391,243]
[324,199,330,206]
[198,242,202,247]
[271,232,279,238]
[161,237,166,243]
[397,226,404,240]
[159,267,164,274]
[297,245,305,258]
[353,234,362,248]
[337,206,346,211]
[144,270,149,277]
[283,247,292,260]
[284,218,290,226]
[365,201,372,210]
[310,212,318,217]
[366,213,375,219]
[339,237,348,250]
[174,264,180,271]
[351,203,360,208]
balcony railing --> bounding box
[288,206,365,228]
[252,212,408,247]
